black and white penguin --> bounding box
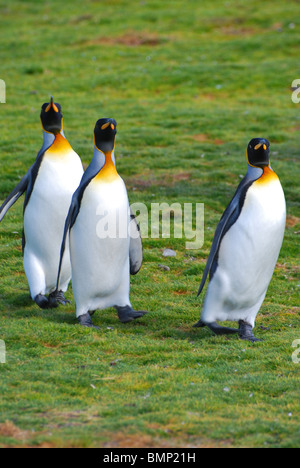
[56,118,146,328]
[194,138,286,341]
[0,97,84,308]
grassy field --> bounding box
[0,0,299,448]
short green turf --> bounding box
[0,0,299,448]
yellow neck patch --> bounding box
[46,133,72,157]
[95,151,119,183]
[254,166,279,186]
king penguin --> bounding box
[0,97,84,308]
[55,118,147,328]
[194,138,286,341]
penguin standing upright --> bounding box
[194,138,286,341]
[0,97,84,308]
[56,118,146,328]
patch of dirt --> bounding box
[289,125,300,133]
[0,422,233,448]
[127,177,156,189]
[192,134,209,142]
[171,172,191,182]
[173,289,189,296]
[219,26,258,36]
[70,14,93,24]
[86,32,165,47]
[285,307,300,316]
[101,431,233,448]
[271,22,283,31]
[103,433,161,448]
[42,342,62,349]
[286,215,300,228]
[192,134,225,145]
[197,93,216,101]
[0,421,29,441]
[276,262,300,279]
[276,262,298,271]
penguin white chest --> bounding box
[31,151,83,203]
[220,177,286,294]
[203,175,286,326]
[70,176,131,315]
[23,149,83,295]
[24,150,83,236]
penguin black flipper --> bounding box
[0,142,51,224]
[129,208,143,275]
[23,148,48,212]
[0,171,30,222]
[197,174,259,297]
[23,147,52,250]
[55,189,80,291]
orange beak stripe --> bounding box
[45,101,59,113]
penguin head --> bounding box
[247,138,270,168]
[94,118,117,154]
[40,97,63,134]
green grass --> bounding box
[0,0,299,448]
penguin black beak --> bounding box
[45,96,59,113]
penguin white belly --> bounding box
[202,176,286,327]
[23,151,83,298]
[70,176,131,317]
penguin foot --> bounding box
[78,312,100,329]
[35,294,51,309]
[238,320,261,342]
[48,290,71,308]
[195,320,238,336]
[193,319,206,328]
[116,305,148,324]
